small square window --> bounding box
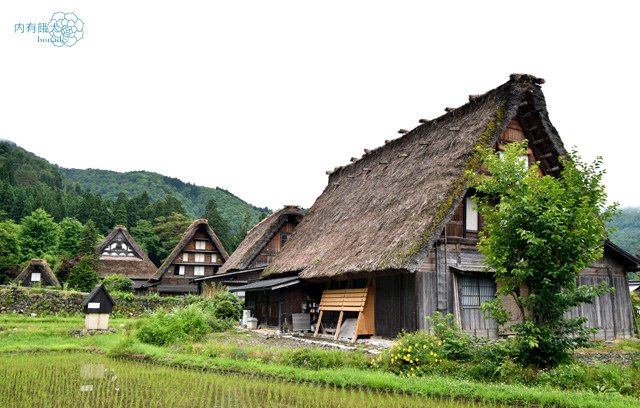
[195,253,205,263]
[465,197,478,232]
[211,254,217,263]
[178,266,185,276]
[280,233,292,248]
[194,266,205,276]
[182,253,189,262]
[195,240,206,250]
[31,273,41,282]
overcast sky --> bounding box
[2,1,639,211]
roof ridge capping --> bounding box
[509,73,545,85]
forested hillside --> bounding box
[0,141,271,283]
[608,207,640,257]
[62,168,269,235]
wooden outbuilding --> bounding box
[15,259,59,287]
[194,206,304,300]
[261,74,639,340]
[146,219,228,296]
[96,225,157,294]
[82,284,115,330]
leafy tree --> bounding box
[19,208,60,259]
[58,217,84,257]
[0,220,21,283]
[153,213,192,263]
[55,255,81,283]
[130,219,161,265]
[67,255,100,292]
[78,220,101,255]
[473,142,616,368]
[202,198,231,251]
[102,273,134,293]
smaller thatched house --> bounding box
[146,219,229,296]
[194,206,304,299]
[15,259,59,287]
[96,225,157,293]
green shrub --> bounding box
[66,255,99,292]
[102,274,134,293]
[211,290,243,321]
[426,312,474,361]
[137,304,211,346]
[376,330,444,377]
[282,348,345,371]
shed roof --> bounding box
[264,74,566,280]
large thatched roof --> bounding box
[218,206,304,274]
[151,219,229,281]
[96,225,157,280]
[15,259,59,286]
[264,74,566,280]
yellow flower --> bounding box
[422,345,426,349]
[438,341,442,346]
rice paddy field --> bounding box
[0,353,502,408]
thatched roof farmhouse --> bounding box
[15,259,60,287]
[238,74,639,339]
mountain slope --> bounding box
[608,207,640,257]
[62,168,269,234]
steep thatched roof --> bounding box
[264,74,566,280]
[96,225,157,280]
[151,219,229,281]
[15,259,59,286]
[218,206,304,274]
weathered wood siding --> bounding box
[565,255,635,339]
[375,274,417,337]
[249,222,297,269]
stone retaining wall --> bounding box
[0,286,189,317]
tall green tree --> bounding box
[131,219,161,265]
[153,213,191,263]
[0,220,21,283]
[78,219,101,256]
[473,142,616,368]
[230,213,252,253]
[67,255,100,292]
[58,217,84,257]
[19,208,60,259]
[113,192,129,227]
[202,198,231,251]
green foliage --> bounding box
[61,168,269,235]
[0,220,21,279]
[377,330,445,377]
[473,142,617,367]
[66,255,100,292]
[78,219,101,255]
[58,217,83,257]
[129,219,160,264]
[102,274,134,293]
[137,304,212,346]
[19,208,60,259]
[608,207,640,256]
[211,290,243,321]
[152,213,192,263]
[202,198,231,251]
[425,312,474,361]
[283,348,360,370]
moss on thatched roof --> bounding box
[15,259,59,286]
[264,74,566,280]
[96,225,157,280]
[218,206,304,274]
[151,219,229,281]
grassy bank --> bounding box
[1,315,639,407]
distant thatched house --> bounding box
[15,259,59,287]
[96,225,157,293]
[246,74,639,339]
[194,206,303,303]
[146,219,229,296]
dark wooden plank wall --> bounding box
[375,274,417,337]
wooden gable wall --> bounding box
[249,222,297,269]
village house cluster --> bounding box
[17,74,640,341]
